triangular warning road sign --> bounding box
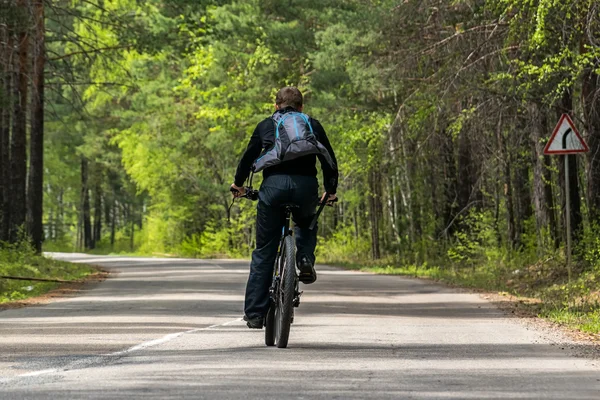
[544,114,589,155]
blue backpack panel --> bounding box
[253,112,336,172]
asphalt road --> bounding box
[0,253,598,399]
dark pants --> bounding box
[244,174,319,319]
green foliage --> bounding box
[316,225,371,264]
[51,0,397,257]
[42,0,600,336]
[180,225,237,258]
[446,210,508,270]
[577,224,600,272]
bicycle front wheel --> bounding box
[275,235,296,348]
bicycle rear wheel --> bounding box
[275,235,296,348]
[264,303,275,346]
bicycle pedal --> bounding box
[293,291,303,307]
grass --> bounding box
[0,242,97,304]
[327,261,508,292]
[543,309,600,334]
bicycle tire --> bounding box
[275,235,296,348]
[264,304,275,346]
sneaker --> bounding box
[243,315,263,329]
[297,255,317,284]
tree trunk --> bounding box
[580,14,600,228]
[57,189,64,240]
[503,149,517,248]
[110,199,116,248]
[441,128,457,237]
[353,208,358,239]
[27,0,45,253]
[556,88,582,246]
[10,1,29,242]
[530,103,558,249]
[430,133,445,236]
[0,22,10,241]
[457,126,477,230]
[76,202,81,250]
[387,167,401,245]
[333,200,339,230]
[545,155,559,248]
[495,111,516,247]
[369,169,381,260]
[130,211,135,252]
[582,60,600,226]
[47,207,53,241]
[93,181,102,246]
[104,192,111,225]
[494,173,502,245]
[81,158,92,250]
[514,141,532,248]
[406,152,421,241]
[396,122,414,244]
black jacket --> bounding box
[234,108,339,193]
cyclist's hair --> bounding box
[275,86,303,110]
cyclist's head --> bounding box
[275,87,303,111]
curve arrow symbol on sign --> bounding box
[562,128,572,150]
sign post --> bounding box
[564,155,571,281]
[543,114,589,282]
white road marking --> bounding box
[110,318,242,357]
[16,318,242,378]
[19,368,60,377]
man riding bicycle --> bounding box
[231,87,338,329]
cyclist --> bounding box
[231,87,338,329]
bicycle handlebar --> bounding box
[231,186,336,230]
[230,186,259,201]
[309,193,336,230]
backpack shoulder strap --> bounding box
[271,113,286,138]
[298,113,314,134]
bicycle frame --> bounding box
[271,206,295,304]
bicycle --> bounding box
[230,184,334,348]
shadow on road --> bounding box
[5,347,600,400]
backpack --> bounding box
[253,111,336,173]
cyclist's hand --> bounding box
[230,184,246,198]
[321,192,337,204]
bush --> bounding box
[316,224,371,263]
[178,224,249,258]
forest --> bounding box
[1,0,600,331]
